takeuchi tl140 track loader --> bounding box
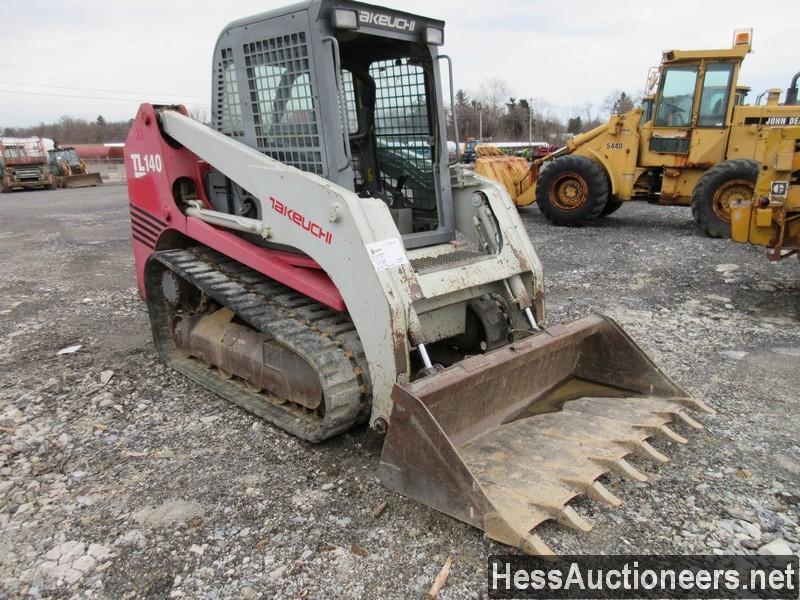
[477,31,800,238]
[125,1,714,556]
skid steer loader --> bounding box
[125,0,713,555]
[731,125,800,261]
[478,31,800,238]
[48,146,103,188]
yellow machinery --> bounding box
[731,126,800,260]
[48,147,103,188]
[477,31,800,237]
[473,145,534,201]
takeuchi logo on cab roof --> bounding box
[358,9,416,32]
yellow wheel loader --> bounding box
[478,31,800,238]
[731,125,800,260]
[126,1,713,556]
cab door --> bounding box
[640,61,736,168]
[640,63,699,166]
[687,62,736,167]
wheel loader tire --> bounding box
[535,155,608,226]
[691,159,759,238]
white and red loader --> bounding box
[126,0,712,555]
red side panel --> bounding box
[124,104,345,312]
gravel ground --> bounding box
[0,185,798,599]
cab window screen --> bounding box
[341,69,359,134]
[698,63,734,127]
[370,58,436,211]
[655,66,698,127]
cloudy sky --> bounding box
[1,0,797,129]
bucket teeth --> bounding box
[669,396,717,415]
[647,424,688,444]
[667,410,705,430]
[592,456,648,482]
[379,312,714,558]
[522,534,555,558]
[626,439,670,463]
[556,505,593,532]
[585,480,623,507]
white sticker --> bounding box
[366,238,409,271]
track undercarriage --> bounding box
[145,247,370,441]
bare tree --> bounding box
[602,90,635,115]
[188,107,211,126]
[474,78,514,139]
[2,116,131,143]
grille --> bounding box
[370,59,436,211]
[410,249,486,272]
[243,33,324,176]
[15,167,42,180]
[130,204,165,249]
[215,48,244,137]
[649,136,689,154]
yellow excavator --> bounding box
[476,30,800,238]
[731,125,800,260]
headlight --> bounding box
[332,8,359,30]
[732,28,752,48]
[425,27,444,46]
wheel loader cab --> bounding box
[209,0,454,249]
[655,63,735,128]
[642,34,750,165]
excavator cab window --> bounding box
[697,63,734,127]
[655,65,698,127]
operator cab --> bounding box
[208,0,454,249]
[646,29,752,156]
[49,147,82,170]
[334,9,446,237]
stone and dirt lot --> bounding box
[0,185,798,599]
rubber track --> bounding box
[147,247,370,442]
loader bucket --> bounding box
[474,155,536,207]
[378,313,713,556]
[63,173,103,188]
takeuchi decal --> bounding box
[358,9,416,32]
[270,196,333,244]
